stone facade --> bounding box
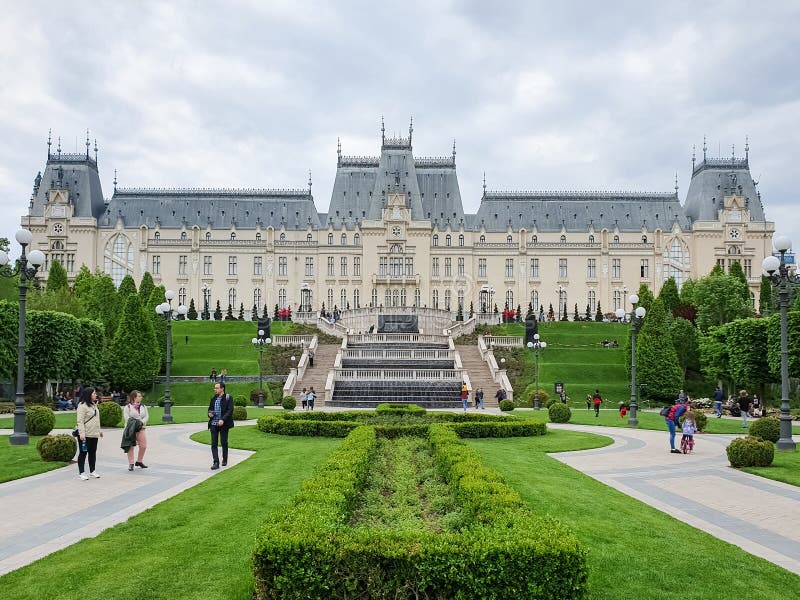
[21,127,773,318]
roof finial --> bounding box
[337,137,341,167]
[482,171,486,197]
[94,139,98,163]
[47,129,52,159]
[113,168,118,193]
[452,139,456,162]
[745,135,749,160]
[381,116,385,146]
[674,172,679,195]
[57,136,62,158]
[732,144,735,160]
[691,144,696,169]
[408,115,413,146]
[308,170,312,196]
[85,129,90,158]
[702,135,707,161]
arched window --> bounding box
[230,232,236,240]
[385,288,391,307]
[371,288,378,307]
[532,235,537,243]
[433,235,439,246]
[458,234,464,247]
[341,233,347,245]
[307,233,313,242]
[613,235,619,243]
[444,290,452,311]
[479,235,486,243]
[457,289,464,310]
[560,235,566,243]
[392,289,400,307]
[354,233,360,245]
[254,288,262,307]
[255,232,261,241]
[432,289,439,309]
[505,290,514,309]
[278,288,287,309]
[51,240,64,250]
[445,235,451,246]
[341,288,347,308]
[353,289,360,308]
[663,238,690,288]
[642,235,647,243]
[181,231,187,240]
[507,235,513,244]
[390,243,402,253]
[104,234,134,287]
[588,290,596,313]
[328,233,334,245]
[414,288,421,307]
[530,290,539,311]
[328,288,334,308]
[401,288,407,306]
[154,232,160,240]
[280,233,286,241]
[589,235,594,243]
[206,232,211,240]
[228,288,237,308]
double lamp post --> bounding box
[526,334,547,410]
[616,294,646,426]
[155,290,188,423]
[251,331,271,408]
[0,230,45,445]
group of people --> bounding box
[54,390,76,411]
[209,368,228,383]
[459,385,486,411]
[299,387,317,410]
[663,398,698,454]
[601,339,619,348]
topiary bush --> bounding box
[233,395,248,407]
[726,436,774,468]
[233,405,248,420]
[26,405,55,436]
[548,403,571,423]
[98,401,123,427]
[525,385,550,406]
[694,411,707,432]
[281,395,296,410]
[499,399,514,412]
[36,434,77,462]
[749,417,780,443]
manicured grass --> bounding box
[146,382,286,406]
[0,427,340,600]
[0,435,69,483]
[744,448,800,486]
[466,433,800,599]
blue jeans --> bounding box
[461,399,468,411]
[666,419,677,449]
[713,401,722,417]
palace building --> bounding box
[22,123,773,319]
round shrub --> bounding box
[98,401,123,427]
[282,395,297,410]
[499,399,514,412]
[548,403,571,423]
[26,405,55,436]
[525,385,550,406]
[726,436,775,468]
[694,412,707,432]
[36,434,77,462]
[749,417,780,443]
[233,405,248,421]
[233,395,248,407]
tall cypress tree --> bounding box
[728,261,750,305]
[117,274,137,299]
[147,286,168,370]
[635,283,655,312]
[214,300,223,321]
[636,298,683,402]
[138,271,155,305]
[86,273,120,338]
[658,276,680,316]
[187,298,198,320]
[108,294,159,389]
[46,260,68,292]
[759,275,774,315]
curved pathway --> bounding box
[548,423,800,575]
[0,424,252,576]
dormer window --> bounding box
[433,235,439,246]
[308,233,314,242]
[206,232,211,241]
[480,235,486,243]
[507,235,513,244]
[642,235,647,243]
[328,233,333,245]
[532,235,537,243]
[181,231,187,240]
[459,234,464,247]
[589,235,595,243]
[341,233,347,245]
[230,232,236,240]
[560,235,566,243]
[154,232,160,240]
[446,235,451,246]
[354,233,360,245]
[613,235,620,243]
[255,232,261,241]
[280,233,286,241]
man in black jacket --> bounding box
[208,382,234,469]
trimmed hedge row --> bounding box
[257,415,359,438]
[449,420,546,438]
[280,410,514,424]
[252,425,586,599]
[374,402,426,415]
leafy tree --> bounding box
[28,288,85,317]
[138,272,155,305]
[0,300,17,380]
[680,278,697,306]
[85,273,120,338]
[658,277,680,316]
[238,303,245,320]
[635,284,655,312]
[108,294,159,389]
[72,265,94,300]
[74,318,106,384]
[673,303,698,324]
[699,324,732,392]
[636,298,682,403]
[25,310,81,386]
[595,302,603,322]
[759,276,774,315]
[117,274,137,299]
[728,261,750,305]
[727,317,773,398]
[671,317,700,379]
[766,311,800,381]
[709,263,725,277]
[693,272,752,332]
[214,300,223,321]
[46,260,68,293]
[187,298,198,320]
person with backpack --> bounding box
[592,390,602,417]
[665,400,690,454]
[207,381,234,470]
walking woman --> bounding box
[76,387,103,480]
[124,390,149,470]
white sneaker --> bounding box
[89,472,101,478]
[79,473,89,480]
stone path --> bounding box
[548,423,800,576]
[0,424,252,576]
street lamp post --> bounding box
[762,235,798,451]
[156,290,188,423]
[527,334,547,409]
[616,294,646,426]
[202,283,210,321]
[251,331,271,409]
[0,230,45,445]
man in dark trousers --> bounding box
[207,381,234,470]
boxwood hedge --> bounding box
[252,425,586,599]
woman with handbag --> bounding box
[76,387,103,480]
[123,390,149,471]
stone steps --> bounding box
[456,345,501,407]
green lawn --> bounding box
[2,426,797,599]
[0,435,69,483]
[0,427,339,600]
[744,448,800,486]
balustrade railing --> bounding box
[347,333,449,344]
[341,348,454,360]
[334,368,464,381]
[273,335,315,347]
[483,335,524,347]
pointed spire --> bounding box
[113,168,118,193]
[482,172,487,197]
[308,170,312,196]
[691,144,696,169]
[94,139,98,163]
[85,129,90,158]
[47,129,52,159]
[732,144,735,160]
[381,116,385,146]
[57,136,62,158]
[745,135,749,160]
[452,139,456,163]
[408,115,413,146]
[674,172,679,195]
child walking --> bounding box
[680,410,697,454]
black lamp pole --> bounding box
[156,292,187,423]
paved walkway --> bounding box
[0,424,252,576]
[549,423,800,576]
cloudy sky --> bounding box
[1,0,799,253]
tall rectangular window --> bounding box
[203,255,212,275]
[559,258,568,278]
[66,254,75,273]
[505,259,514,278]
[178,255,187,275]
[278,256,287,276]
[379,257,388,275]
[228,256,237,276]
[587,258,596,279]
[640,259,649,278]
[444,257,452,277]
[340,257,347,276]
[744,259,752,278]
[327,256,334,276]
[254,288,261,307]
[354,257,361,277]
[530,258,539,278]
[305,257,314,277]
[405,257,413,275]
[612,259,621,279]
[432,257,440,276]
[254,256,262,275]
[478,258,486,278]
[152,255,161,275]
[457,257,465,276]
[178,287,186,305]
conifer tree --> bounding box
[263,304,268,319]
[147,286,167,370]
[728,261,750,305]
[516,304,522,322]
[85,273,120,338]
[138,271,155,305]
[72,265,94,300]
[658,276,680,316]
[595,302,603,322]
[46,260,68,292]
[469,301,474,318]
[273,304,279,319]
[117,274,137,299]
[456,303,464,321]
[573,303,579,321]
[561,302,568,321]
[548,303,555,321]
[225,303,234,320]
[759,275,774,315]
[108,294,159,389]
[187,298,198,320]
[635,283,655,312]
[585,303,591,320]
[635,298,683,402]
[238,303,245,320]
[251,303,258,320]
[214,300,223,321]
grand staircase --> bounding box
[456,345,501,407]
[293,344,339,397]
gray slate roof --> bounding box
[684,158,765,222]
[30,154,106,219]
